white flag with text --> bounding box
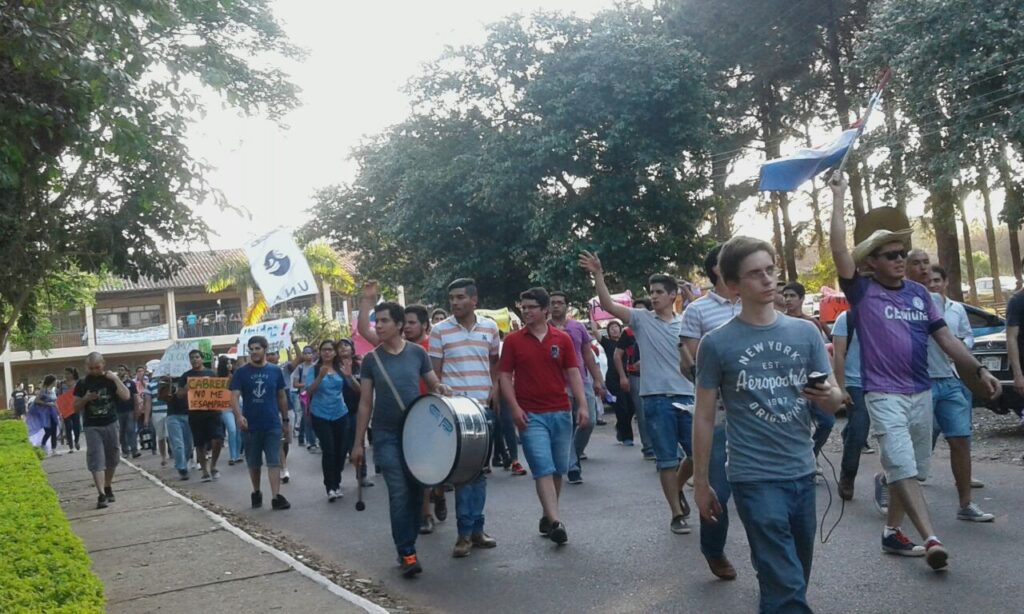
[244,230,318,307]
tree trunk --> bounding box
[824,1,866,221]
[931,185,964,302]
[861,159,873,211]
[883,102,908,215]
[776,192,798,281]
[711,154,733,240]
[996,145,1024,290]
[802,125,827,258]
[770,198,786,280]
[957,196,977,303]
[1009,227,1023,292]
[978,166,1004,304]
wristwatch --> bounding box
[975,365,989,379]
[282,418,290,423]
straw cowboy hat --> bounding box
[852,228,913,265]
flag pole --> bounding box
[832,67,893,181]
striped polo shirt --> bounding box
[428,315,500,401]
[680,290,740,341]
[145,379,168,413]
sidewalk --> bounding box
[43,450,381,613]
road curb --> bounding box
[122,458,389,614]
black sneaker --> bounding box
[539,516,552,536]
[251,491,263,508]
[434,492,448,522]
[178,470,190,481]
[549,521,568,545]
[103,487,115,503]
[131,451,142,459]
[96,494,108,509]
[567,470,583,485]
[272,494,291,510]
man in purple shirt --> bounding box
[830,176,1000,571]
[549,292,605,485]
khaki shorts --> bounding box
[84,422,121,473]
[865,391,932,483]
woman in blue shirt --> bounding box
[306,340,355,501]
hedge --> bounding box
[0,420,105,613]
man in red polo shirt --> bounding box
[499,287,589,545]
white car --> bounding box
[973,276,1017,297]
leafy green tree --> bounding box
[7,264,103,354]
[306,9,713,306]
[0,1,299,351]
[859,0,1024,300]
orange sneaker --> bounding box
[400,553,422,577]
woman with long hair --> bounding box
[218,355,243,465]
[305,340,355,501]
[59,367,82,452]
[30,375,61,454]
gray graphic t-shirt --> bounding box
[697,314,831,482]
[628,308,694,397]
[360,342,433,432]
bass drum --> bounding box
[401,394,490,487]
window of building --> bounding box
[95,305,163,329]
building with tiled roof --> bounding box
[2,248,356,402]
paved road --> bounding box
[132,422,1024,613]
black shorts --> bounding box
[188,412,225,447]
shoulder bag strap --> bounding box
[371,348,407,413]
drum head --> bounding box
[402,396,459,486]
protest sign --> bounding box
[237,318,295,356]
[56,390,76,419]
[186,377,231,411]
[152,339,212,377]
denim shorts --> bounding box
[642,394,694,470]
[244,429,282,468]
[866,391,932,483]
[932,377,972,439]
[520,410,573,479]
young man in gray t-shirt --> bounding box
[692,237,841,614]
[580,251,696,536]
[350,301,451,578]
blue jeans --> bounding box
[810,404,834,456]
[732,476,816,614]
[221,411,241,461]
[569,388,599,474]
[628,375,653,456]
[841,387,870,479]
[520,411,573,478]
[166,414,193,473]
[642,394,693,470]
[700,424,731,560]
[456,474,487,537]
[373,430,422,556]
[494,398,519,462]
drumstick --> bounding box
[355,459,366,511]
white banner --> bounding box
[96,324,170,345]
[245,230,318,307]
[237,318,295,357]
[152,339,213,377]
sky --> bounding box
[185,0,1002,260]
[187,0,620,251]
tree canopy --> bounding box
[304,9,714,307]
[0,0,300,350]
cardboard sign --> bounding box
[186,377,231,411]
[152,339,213,377]
[238,318,295,356]
[56,390,76,419]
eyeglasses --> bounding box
[741,266,778,281]
[875,249,908,261]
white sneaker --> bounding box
[328,490,338,502]
[282,469,291,484]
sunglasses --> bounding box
[875,249,908,261]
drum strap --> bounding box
[371,349,407,413]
